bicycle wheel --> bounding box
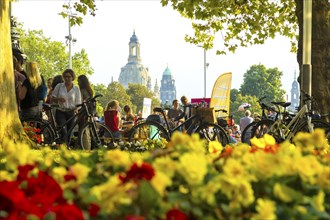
[251,119,274,139]
[78,122,115,150]
[196,123,229,146]
[23,119,55,145]
[241,122,257,144]
[129,121,170,143]
[295,119,330,142]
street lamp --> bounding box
[65,2,77,69]
[65,15,77,69]
[198,46,209,98]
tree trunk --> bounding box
[0,1,28,145]
[295,0,330,122]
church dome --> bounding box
[119,63,149,88]
[118,31,150,89]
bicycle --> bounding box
[128,106,229,146]
[241,96,279,143]
[23,95,115,149]
[250,93,329,143]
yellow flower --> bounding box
[197,177,221,206]
[70,163,91,184]
[273,183,302,203]
[264,133,276,146]
[153,156,177,178]
[103,149,131,169]
[312,128,328,149]
[169,132,205,154]
[250,137,266,148]
[317,166,330,189]
[2,138,37,168]
[219,178,254,208]
[295,155,323,184]
[208,141,223,154]
[0,170,15,181]
[223,158,250,181]
[90,176,133,213]
[151,171,172,196]
[51,166,67,184]
[311,190,325,212]
[177,152,208,185]
[236,180,255,207]
[252,198,276,220]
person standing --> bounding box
[18,62,44,121]
[167,99,183,120]
[52,69,81,145]
[78,75,94,149]
[240,110,254,144]
[13,56,26,114]
[78,75,93,104]
[174,96,192,130]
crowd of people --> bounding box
[13,49,136,147]
[14,50,265,146]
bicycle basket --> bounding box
[196,107,216,123]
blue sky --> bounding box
[12,0,299,101]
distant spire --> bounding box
[294,70,296,80]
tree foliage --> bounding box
[104,82,133,112]
[126,84,160,114]
[239,64,285,103]
[161,0,298,54]
[18,25,93,80]
[230,94,260,124]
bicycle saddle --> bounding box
[271,102,291,108]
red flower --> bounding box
[87,203,100,217]
[0,181,26,214]
[22,171,65,216]
[125,215,145,220]
[166,208,188,220]
[119,162,155,183]
[17,164,35,182]
[50,204,84,220]
[64,174,77,182]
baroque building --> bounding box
[159,66,176,104]
[118,31,150,88]
[289,71,300,111]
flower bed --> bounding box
[0,129,329,219]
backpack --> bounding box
[38,76,48,101]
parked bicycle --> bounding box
[241,96,279,143]
[22,94,114,149]
[249,93,329,143]
[128,106,229,146]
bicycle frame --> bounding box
[270,102,313,141]
[46,99,101,144]
[158,107,204,136]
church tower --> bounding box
[289,71,300,111]
[154,79,160,99]
[159,66,176,104]
[118,31,150,88]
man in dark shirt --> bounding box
[167,99,183,120]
